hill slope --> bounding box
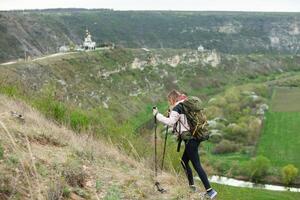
[1,9,300,62]
[1,94,300,199]
[0,94,190,199]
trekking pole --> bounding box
[153,114,166,193]
[161,126,168,170]
[154,116,158,177]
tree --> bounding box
[247,155,271,182]
[281,164,299,185]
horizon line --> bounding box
[0,7,300,13]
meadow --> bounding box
[257,87,300,169]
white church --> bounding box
[83,29,96,50]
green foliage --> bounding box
[2,10,300,63]
[33,94,67,122]
[224,123,248,143]
[96,180,103,192]
[212,183,300,200]
[246,155,271,182]
[51,102,67,122]
[257,112,300,169]
[213,139,239,154]
[281,164,299,185]
[0,142,3,159]
[271,87,300,112]
[104,185,121,200]
[62,187,71,198]
[70,110,90,132]
[0,85,19,97]
[6,154,19,167]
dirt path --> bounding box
[0,52,77,66]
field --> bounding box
[212,183,300,200]
[257,87,300,169]
[271,87,300,112]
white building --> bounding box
[197,45,205,52]
[83,29,96,50]
[59,45,69,52]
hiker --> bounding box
[152,90,217,199]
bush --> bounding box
[209,97,227,107]
[34,97,67,122]
[70,110,90,132]
[209,132,223,143]
[51,102,67,122]
[212,139,239,154]
[247,118,262,144]
[281,164,299,185]
[205,106,223,119]
[246,155,271,182]
[224,123,248,143]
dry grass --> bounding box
[0,94,205,199]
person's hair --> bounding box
[167,90,181,104]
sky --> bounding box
[0,0,299,12]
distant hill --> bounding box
[1,9,300,62]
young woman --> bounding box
[152,90,217,199]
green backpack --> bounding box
[179,96,210,141]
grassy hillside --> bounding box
[1,49,300,188]
[0,94,188,199]
[1,95,299,199]
[1,9,300,62]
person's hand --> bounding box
[152,107,158,116]
[166,109,171,117]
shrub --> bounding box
[224,88,240,103]
[247,118,262,144]
[51,102,67,122]
[205,106,223,119]
[209,132,223,143]
[224,123,248,143]
[246,155,271,182]
[209,97,227,107]
[70,110,90,132]
[281,164,299,185]
[212,139,239,154]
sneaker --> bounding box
[189,185,197,192]
[206,189,217,199]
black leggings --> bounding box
[181,139,211,190]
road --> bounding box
[0,52,77,66]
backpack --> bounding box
[179,96,210,141]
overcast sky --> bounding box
[0,0,299,12]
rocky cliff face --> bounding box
[1,9,300,62]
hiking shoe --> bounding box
[189,185,197,192]
[206,189,217,199]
